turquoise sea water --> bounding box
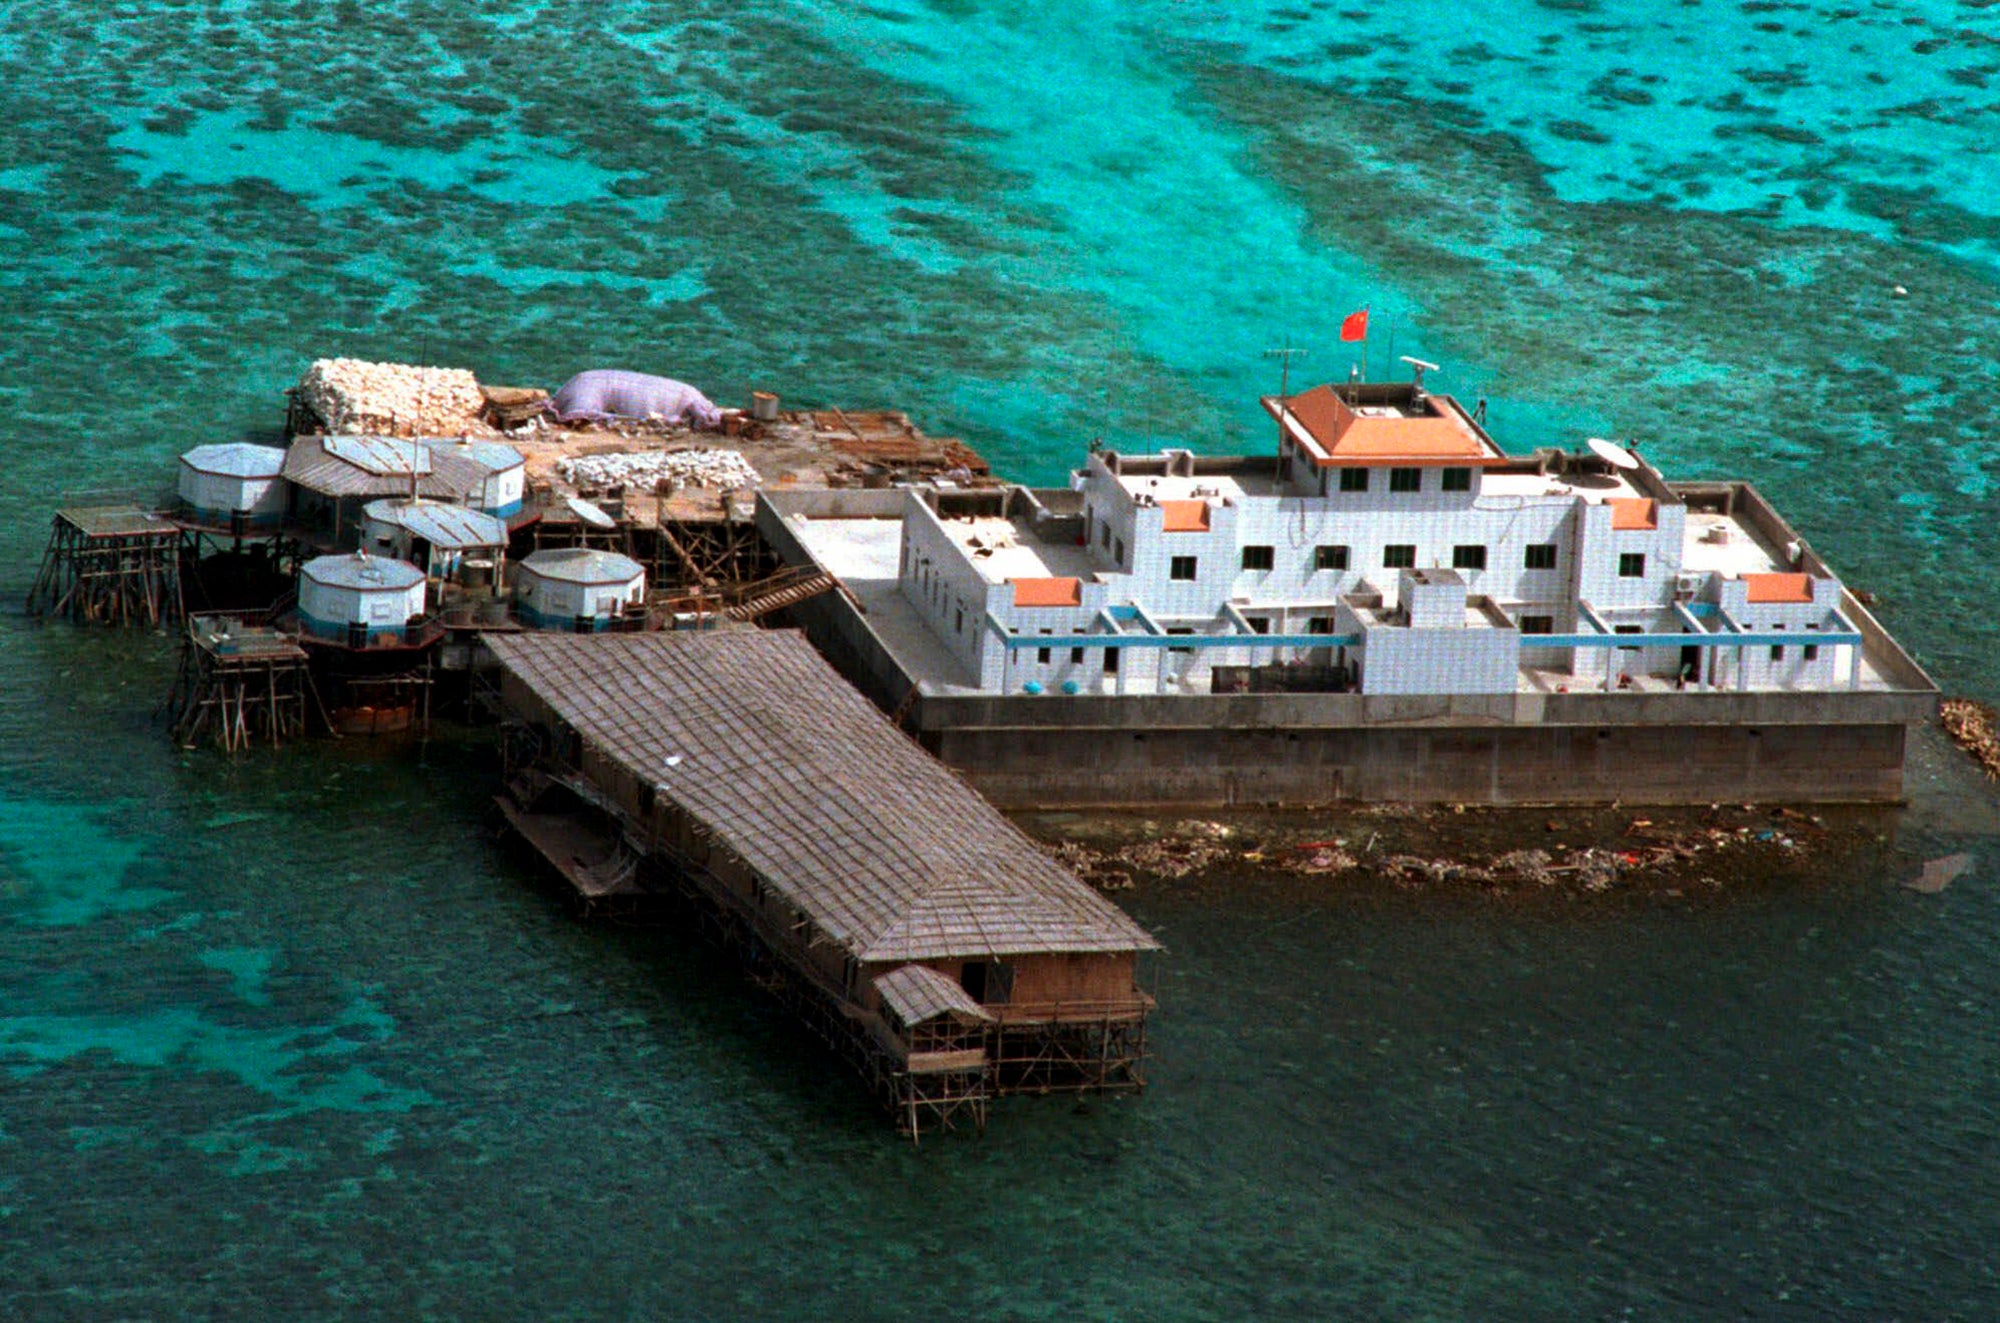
[2,2,1998,1317]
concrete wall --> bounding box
[930,720,1913,807]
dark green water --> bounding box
[2,2,1997,1317]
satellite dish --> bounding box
[1587,437,1639,471]
[565,495,619,530]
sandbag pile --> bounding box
[295,358,487,436]
[555,448,763,491]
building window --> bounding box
[1452,544,1487,571]
[1616,624,1644,636]
[1441,467,1472,492]
[1383,544,1416,569]
[1804,626,1819,662]
[1520,615,1554,635]
[1071,647,1084,664]
[1104,648,1120,674]
[1618,552,1646,578]
[954,608,963,633]
[1339,468,1369,492]
[1037,646,1051,664]
[1524,543,1558,570]
[1114,538,1125,564]
[1170,555,1197,581]
[1389,467,1422,493]
[1315,544,1349,572]
[1241,545,1275,572]
[1770,644,1785,661]
[1100,523,1111,548]
[1248,617,1270,634]
[1167,627,1195,654]
[1307,616,1334,634]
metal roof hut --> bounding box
[297,551,429,648]
[485,629,1160,1133]
[282,435,467,546]
[176,443,289,532]
[513,547,646,632]
[361,499,509,600]
[421,438,525,517]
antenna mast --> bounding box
[1264,346,1307,454]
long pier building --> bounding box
[485,629,1158,1136]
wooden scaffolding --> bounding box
[163,614,323,752]
[28,506,183,626]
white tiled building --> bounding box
[890,380,1867,697]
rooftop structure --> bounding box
[512,548,646,631]
[1267,383,1507,467]
[361,499,508,554]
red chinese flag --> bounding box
[1340,307,1369,342]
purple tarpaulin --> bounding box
[545,370,722,428]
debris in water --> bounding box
[1906,853,1974,895]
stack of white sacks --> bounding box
[555,449,762,491]
[295,359,486,436]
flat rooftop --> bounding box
[941,516,1101,584]
[1112,471,1283,503]
[1479,467,1645,503]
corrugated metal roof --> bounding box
[518,547,644,585]
[180,443,287,479]
[284,437,462,499]
[301,552,425,590]
[874,965,993,1026]
[363,499,508,550]
[323,436,433,476]
[484,630,1160,963]
[422,439,523,473]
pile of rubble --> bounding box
[1041,807,1838,896]
[554,448,763,493]
[295,359,487,436]
[1941,697,2000,780]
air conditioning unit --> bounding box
[1674,571,1703,599]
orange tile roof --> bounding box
[1608,498,1657,531]
[1159,499,1211,533]
[1744,573,1812,604]
[1264,384,1503,466]
[1011,576,1082,608]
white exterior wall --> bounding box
[484,465,525,512]
[1573,501,1686,611]
[516,569,644,620]
[1713,575,1845,690]
[898,496,1011,689]
[915,453,1854,698]
[178,467,287,520]
[299,578,426,627]
[1356,624,1520,695]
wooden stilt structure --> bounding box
[28,506,183,626]
[163,614,324,752]
[485,631,1160,1139]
